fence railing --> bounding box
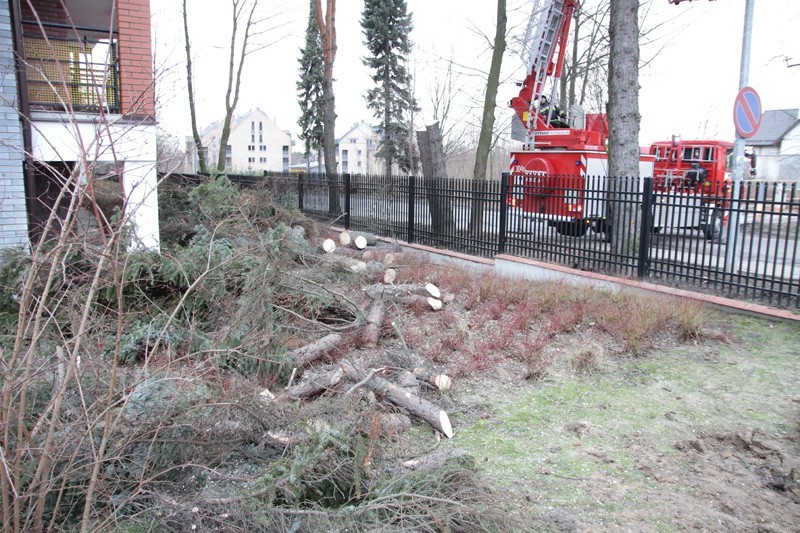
[168,171,800,309]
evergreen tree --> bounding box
[361,0,417,176]
[297,0,325,170]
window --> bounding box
[259,134,263,143]
[259,121,263,131]
[248,145,254,151]
[357,150,362,157]
[282,146,289,171]
[260,145,266,151]
[350,138,357,143]
[225,145,232,156]
[248,157,255,163]
[260,157,266,163]
[341,149,348,161]
[251,134,255,143]
[251,121,255,131]
[357,161,362,167]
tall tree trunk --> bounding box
[417,123,453,236]
[607,0,641,262]
[183,0,206,173]
[469,0,506,236]
[316,0,340,214]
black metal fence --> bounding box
[170,171,800,309]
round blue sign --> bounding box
[733,86,762,139]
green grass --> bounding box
[447,312,800,525]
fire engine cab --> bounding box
[649,138,733,241]
[508,0,732,242]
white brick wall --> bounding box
[0,0,28,249]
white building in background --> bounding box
[189,108,292,173]
[335,121,380,174]
[746,109,800,181]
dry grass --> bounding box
[395,262,715,379]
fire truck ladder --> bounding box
[523,0,568,148]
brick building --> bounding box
[0,0,160,250]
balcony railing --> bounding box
[21,21,120,114]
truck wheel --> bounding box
[703,209,726,243]
[555,221,588,237]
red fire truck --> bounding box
[508,0,732,241]
[649,138,733,240]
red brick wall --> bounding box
[23,0,70,37]
[116,0,155,118]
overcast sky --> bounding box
[151,0,800,148]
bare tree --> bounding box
[469,0,506,235]
[560,0,611,112]
[183,0,206,173]
[216,0,259,172]
[426,54,469,162]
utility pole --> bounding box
[725,0,755,272]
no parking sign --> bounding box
[733,86,762,139]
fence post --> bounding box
[637,177,654,279]
[344,173,351,229]
[298,172,304,211]
[408,175,416,244]
[498,172,509,254]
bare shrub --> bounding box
[568,341,605,373]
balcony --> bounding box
[21,21,120,114]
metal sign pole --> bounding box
[725,0,755,273]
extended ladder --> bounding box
[521,0,574,148]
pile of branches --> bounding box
[0,175,514,531]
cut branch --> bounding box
[341,363,454,438]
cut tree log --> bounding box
[321,238,336,253]
[413,368,453,392]
[341,363,454,438]
[383,268,397,285]
[363,300,385,348]
[382,250,426,266]
[354,235,369,250]
[396,370,420,393]
[292,226,307,240]
[326,255,368,273]
[266,430,308,447]
[424,283,441,299]
[427,297,443,311]
[291,333,343,366]
[276,367,344,402]
[365,283,441,301]
[338,231,377,249]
